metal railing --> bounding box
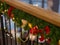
[0,0,60,45]
[0,13,50,45]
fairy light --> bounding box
[4,27,6,29]
[4,9,8,12]
[12,17,15,20]
[1,3,3,6]
[7,33,10,36]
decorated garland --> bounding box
[0,1,60,45]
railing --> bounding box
[0,13,48,45]
[0,0,60,45]
[1,0,60,27]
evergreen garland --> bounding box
[12,9,60,45]
[0,1,60,45]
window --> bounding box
[19,0,47,8]
[19,0,60,14]
[59,0,60,13]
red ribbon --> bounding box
[8,6,14,18]
[30,26,38,35]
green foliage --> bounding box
[1,1,60,45]
[12,8,60,45]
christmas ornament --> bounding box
[58,40,60,45]
[1,2,60,45]
[44,26,50,35]
[28,23,32,28]
[38,35,45,43]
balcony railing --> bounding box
[1,0,60,27]
[0,0,60,45]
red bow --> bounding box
[8,6,14,18]
[44,26,50,35]
[38,29,43,33]
[30,26,38,35]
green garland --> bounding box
[0,1,60,45]
[12,9,60,45]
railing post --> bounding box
[9,18,12,45]
[37,36,38,45]
[4,15,8,45]
[14,23,17,45]
[0,13,5,45]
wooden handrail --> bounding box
[0,0,4,2]
[1,0,60,27]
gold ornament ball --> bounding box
[59,40,60,45]
[28,23,32,28]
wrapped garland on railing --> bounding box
[0,1,60,45]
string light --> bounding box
[4,27,6,29]
[4,9,8,12]
[1,3,3,6]
[12,17,15,20]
